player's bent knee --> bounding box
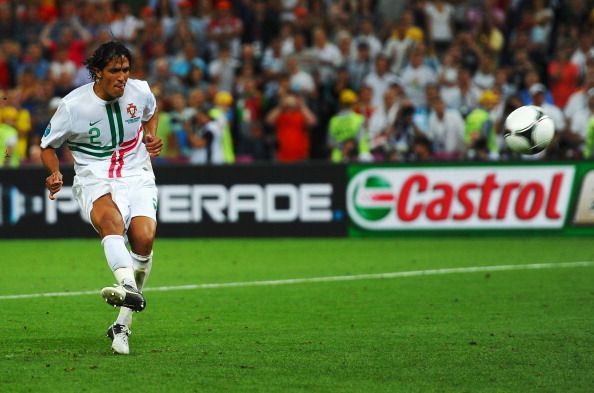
[129,231,155,256]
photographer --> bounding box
[265,92,317,162]
[375,101,428,161]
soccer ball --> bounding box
[503,105,555,155]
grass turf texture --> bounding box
[1,237,593,393]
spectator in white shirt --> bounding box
[286,55,315,97]
[383,19,414,76]
[441,66,482,116]
[428,97,466,160]
[363,54,401,108]
[353,18,383,59]
[368,84,402,151]
[312,27,342,81]
[400,47,438,108]
[567,88,594,157]
[530,83,566,132]
[423,0,455,58]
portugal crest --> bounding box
[126,103,138,118]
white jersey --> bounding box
[41,79,156,179]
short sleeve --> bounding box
[140,80,157,121]
[40,103,72,149]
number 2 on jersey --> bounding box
[89,128,101,145]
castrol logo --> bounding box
[347,167,575,230]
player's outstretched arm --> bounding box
[41,146,63,200]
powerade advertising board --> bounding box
[3,162,594,238]
[347,163,594,236]
[0,164,347,238]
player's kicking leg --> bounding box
[106,250,153,354]
[106,214,156,354]
[100,234,147,354]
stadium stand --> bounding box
[1,0,593,166]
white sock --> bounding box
[116,307,134,327]
[115,251,153,327]
[131,251,153,291]
[102,235,137,289]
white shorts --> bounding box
[72,172,158,232]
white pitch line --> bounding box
[1,261,593,301]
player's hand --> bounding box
[45,171,63,200]
[144,134,163,158]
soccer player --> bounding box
[40,41,163,355]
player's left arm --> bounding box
[142,108,163,158]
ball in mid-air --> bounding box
[503,105,555,155]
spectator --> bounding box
[286,55,316,98]
[208,43,240,93]
[262,38,285,81]
[354,85,377,127]
[547,42,580,109]
[583,106,594,159]
[383,101,428,162]
[443,66,481,116]
[427,97,466,160]
[473,55,496,91]
[206,0,243,59]
[209,91,236,164]
[311,27,342,82]
[149,57,185,97]
[2,89,31,162]
[171,41,207,81]
[328,89,370,163]
[363,54,400,108]
[518,69,554,106]
[464,90,500,161]
[236,78,267,161]
[109,1,142,43]
[368,84,402,154]
[18,43,49,81]
[412,134,434,161]
[353,18,383,60]
[400,46,438,108]
[168,92,191,158]
[184,63,209,93]
[570,32,594,77]
[347,42,374,92]
[529,83,566,133]
[423,0,455,58]
[185,109,225,165]
[567,88,594,158]
[289,32,317,75]
[0,107,19,167]
[48,45,77,85]
[383,16,415,76]
[565,64,594,120]
[0,47,11,90]
[265,93,317,162]
[491,66,516,101]
[153,94,179,164]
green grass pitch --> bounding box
[1,237,593,392]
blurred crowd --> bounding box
[1,0,594,167]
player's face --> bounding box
[94,56,130,101]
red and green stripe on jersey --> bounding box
[67,102,142,178]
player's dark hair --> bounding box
[84,41,132,82]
